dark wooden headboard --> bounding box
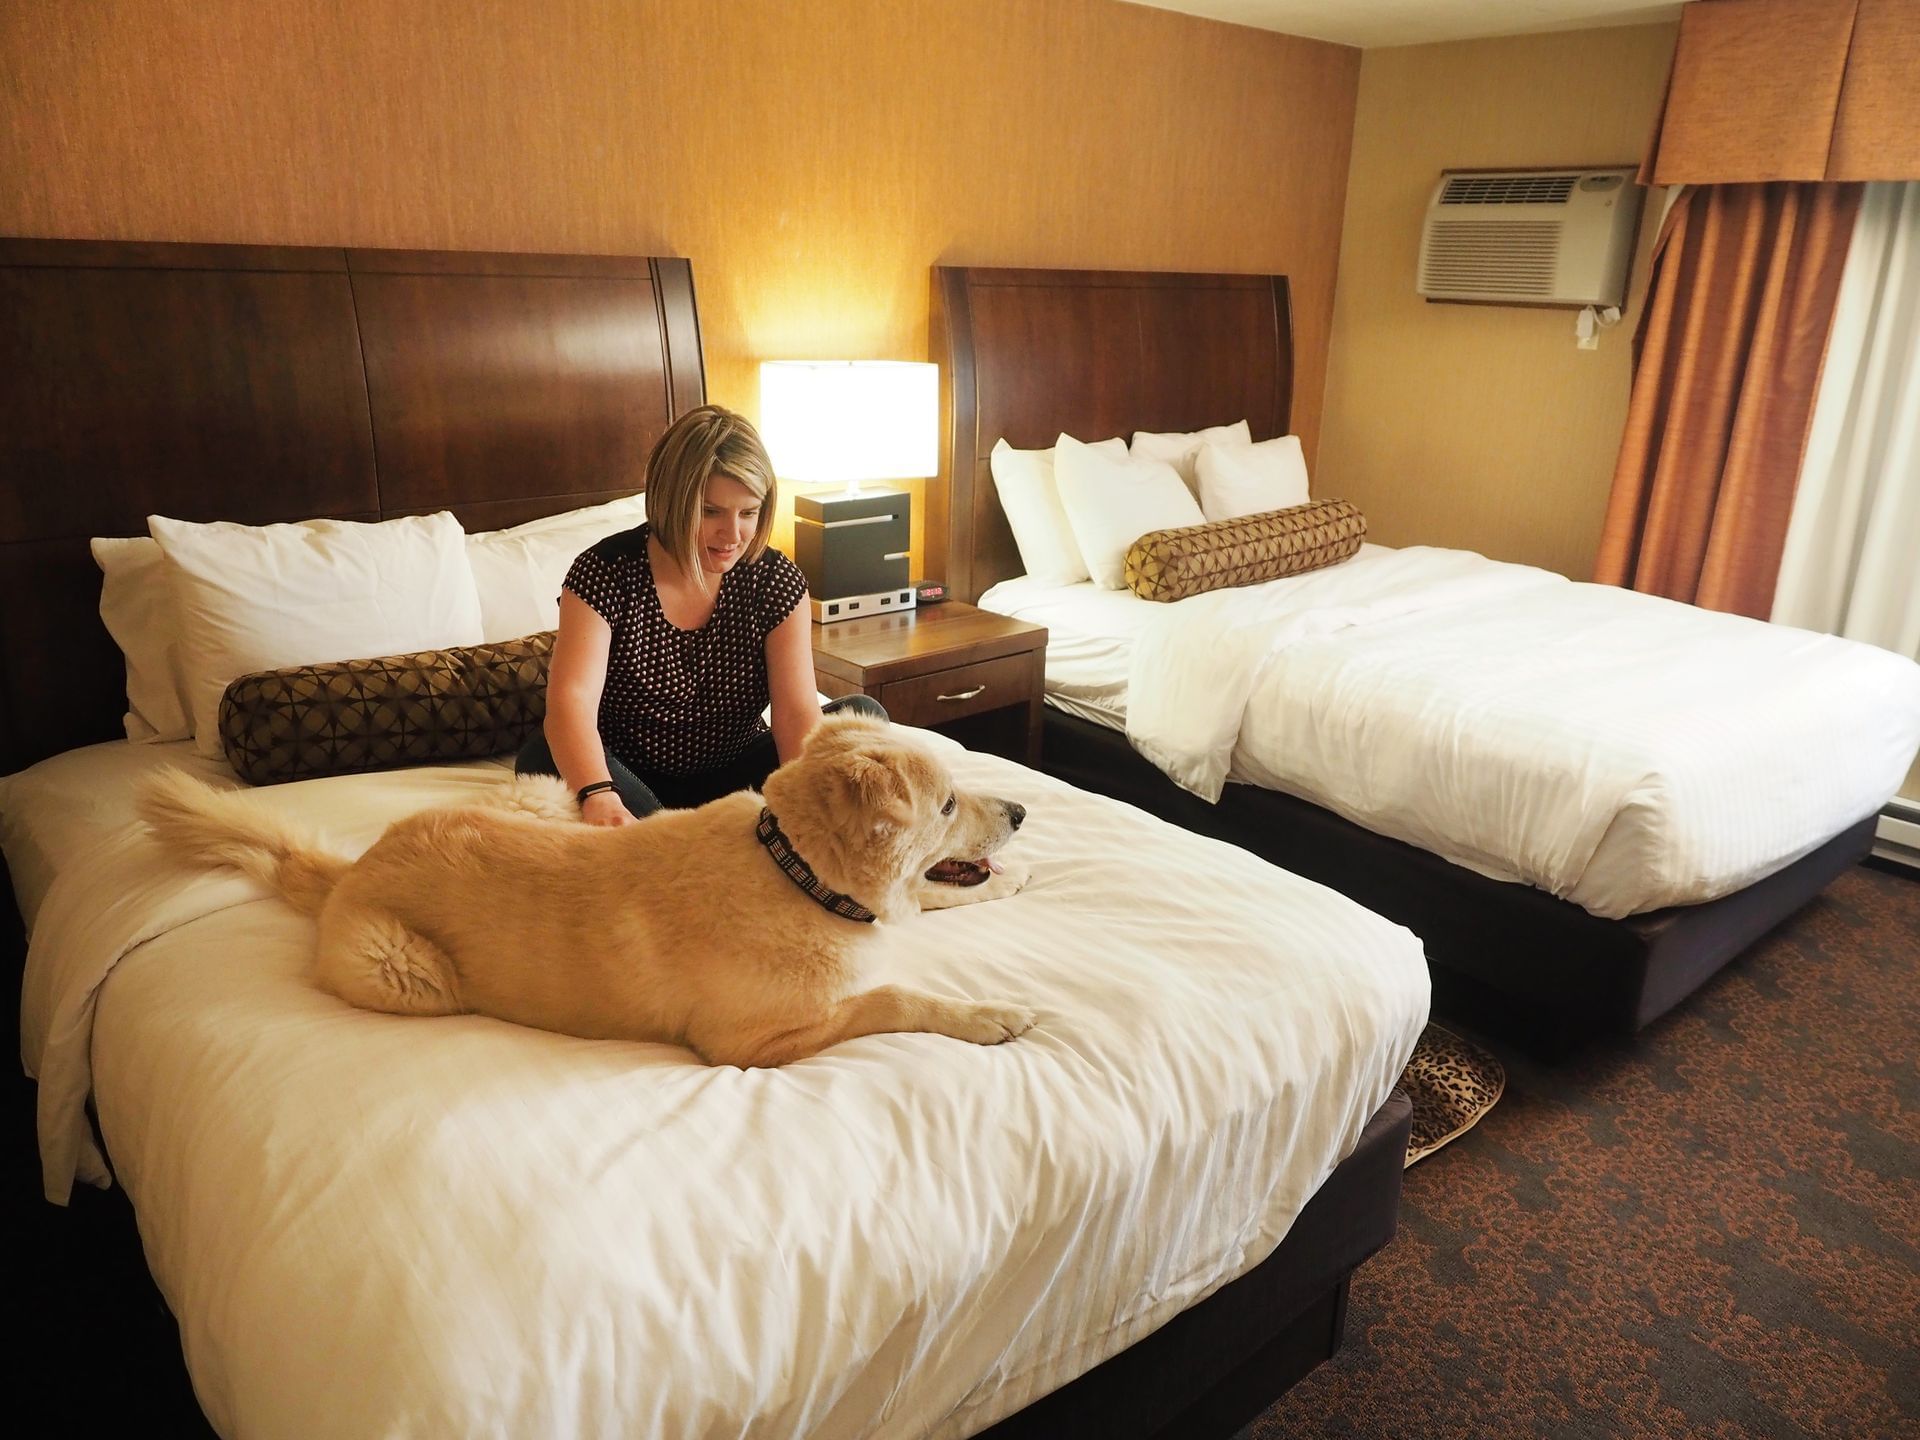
[929,266,1293,603]
[0,238,705,773]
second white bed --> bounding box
[983,546,1920,919]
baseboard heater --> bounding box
[1874,797,1920,871]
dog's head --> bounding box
[760,716,1026,922]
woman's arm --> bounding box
[546,590,634,825]
[766,597,823,764]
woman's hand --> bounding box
[581,790,638,828]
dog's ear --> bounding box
[835,750,914,837]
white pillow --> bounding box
[149,512,486,757]
[1196,435,1312,522]
[1129,420,1253,496]
[466,494,647,643]
[90,537,196,743]
[1054,433,1206,589]
[988,436,1126,583]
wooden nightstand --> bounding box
[811,602,1048,766]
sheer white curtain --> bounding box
[1771,181,1920,660]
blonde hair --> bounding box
[644,405,778,589]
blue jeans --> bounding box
[516,695,887,817]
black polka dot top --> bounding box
[562,523,809,776]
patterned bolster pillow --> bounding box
[1123,499,1367,602]
[218,632,555,785]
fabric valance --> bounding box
[1643,0,1920,185]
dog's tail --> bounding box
[489,773,581,823]
[134,771,350,915]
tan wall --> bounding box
[1317,24,1679,579]
[0,0,1360,567]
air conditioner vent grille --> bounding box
[1420,221,1562,297]
[1440,173,1579,206]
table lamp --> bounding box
[760,360,937,623]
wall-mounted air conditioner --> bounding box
[1417,167,1643,308]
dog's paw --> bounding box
[948,1001,1037,1046]
[981,857,1030,899]
[917,857,1032,911]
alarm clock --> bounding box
[913,580,948,605]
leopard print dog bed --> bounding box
[1401,1023,1506,1167]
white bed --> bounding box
[4,734,1428,1440]
[983,544,1920,920]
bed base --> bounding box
[1042,708,1877,1038]
[978,1089,1411,1439]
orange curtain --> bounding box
[1594,182,1864,617]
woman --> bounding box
[518,404,884,826]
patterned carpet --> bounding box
[1240,863,1920,1440]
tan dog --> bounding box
[135,718,1036,1067]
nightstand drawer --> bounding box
[876,651,1035,728]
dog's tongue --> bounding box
[982,855,1003,875]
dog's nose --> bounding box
[1004,801,1026,829]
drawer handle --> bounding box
[937,684,987,703]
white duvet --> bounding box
[7,738,1427,1440]
[989,548,1920,918]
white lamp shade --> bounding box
[759,361,938,484]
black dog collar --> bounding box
[756,808,878,924]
